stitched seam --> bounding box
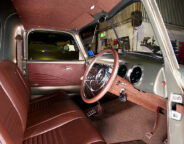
[27,110,83,129]
[89,140,105,144]
[24,117,85,140]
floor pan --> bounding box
[91,98,167,144]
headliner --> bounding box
[12,0,122,31]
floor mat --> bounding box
[91,98,167,144]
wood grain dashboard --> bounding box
[109,76,167,112]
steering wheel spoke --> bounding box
[84,80,96,97]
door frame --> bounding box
[142,0,184,143]
[23,29,89,94]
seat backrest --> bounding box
[0,61,31,144]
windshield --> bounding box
[81,1,162,57]
[156,0,184,65]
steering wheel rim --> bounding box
[81,48,119,104]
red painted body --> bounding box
[28,63,86,86]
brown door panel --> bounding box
[27,63,86,87]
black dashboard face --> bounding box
[130,66,142,84]
[118,64,142,84]
[118,65,127,78]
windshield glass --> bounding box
[81,1,162,57]
[156,0,184,64]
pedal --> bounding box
[96,102,103,115]
[86,103,103,117]
[86,108,97,117]
[145,108,159,141]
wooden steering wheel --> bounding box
[81,48,119,104]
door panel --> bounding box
[27,62,86,87]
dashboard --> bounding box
[98,53,167,98]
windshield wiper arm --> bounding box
[109,19,124,52]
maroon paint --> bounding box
[28,63,86,86]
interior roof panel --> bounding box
[12,0,121,31]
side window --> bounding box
[28,31,79,61]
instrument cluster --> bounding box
[118,64,143,84]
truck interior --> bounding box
[1,0,183,144]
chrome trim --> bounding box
[126,65,144,85]
[64,66,72,71]
[118,64,128,78]
[74,33,88,60]
[23,30,27,60]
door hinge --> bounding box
[170,93,183,121]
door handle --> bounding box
[64,66,72,71]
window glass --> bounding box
[156,0,184,64]
[28,31,79,61]
[80,2,163,59]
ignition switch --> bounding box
[120,88,127,102]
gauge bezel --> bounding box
[127,65,144,84]
[118,64,128,78]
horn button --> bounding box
[90,68,109,91]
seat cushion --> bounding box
[0,61,105,144]
[27,92,85,128]
[25,92,105,144]
[0,86,24,144]
[0,61,31,131]
[24,117,105,144]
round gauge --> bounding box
[118,65,127,78]
[130,66,142,84]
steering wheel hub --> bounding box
[96,69,105,83]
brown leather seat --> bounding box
[27,92,85,129]
[0,61,105,144]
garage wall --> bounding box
[157,0,184,27]
[141,0,184,43]
[98,22,133,53]
[141,0,184,28]
[98,21,156,53]
[167,29,184,42]
[97,2,158,53]
[97,1,184,53]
